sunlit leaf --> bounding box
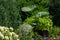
[21,5,36,12]
[36,12,49,17]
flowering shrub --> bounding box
[19,23,33,40]
[0,26,19,40]
[19,23,33,35]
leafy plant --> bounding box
[19,23,33,40]
[34,32,44,40]
[48,26,60,37]
[24,16,35,25]
[18,0,50,21]
[24,11,53,31]
[35,17,53,31]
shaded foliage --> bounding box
[0,0,21,28]
[49,0,60,26]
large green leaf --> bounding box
[36,12,49,17]
[21,5,36,12]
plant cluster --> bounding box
[0,26,19,40]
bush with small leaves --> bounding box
[24,16,35,25]
[48,26,60,37]
[36,17,53,31]
[0,0,21,28]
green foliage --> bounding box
[18,0,49,21]
[48,26,60,37]
[19,23,33,40]
[24,11,53,32]
[0,26,19,40]
[36,17,53,31]
[21,5,36,12]
[34,32,44,40]
[49,0,60,26]
[0,0,21,28]
[36,12,50,18]
[24,16,35,25]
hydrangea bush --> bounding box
[0,26,19,40]
[19,23,33,40]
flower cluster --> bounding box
[0,26,19,40]
[19,23,33,35]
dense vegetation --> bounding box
[0,0,60,40]
[0,0,21,28]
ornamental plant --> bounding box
[0,26,19,40]
[18,0,49,21]
[36,17,53,31]
[24,11,53,31]
[19,23,33,40]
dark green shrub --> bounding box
[34,32,44,40]
[0,0,21,28]
[48,26,60,37]
[49,0,60,26]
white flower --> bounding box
[12,32,16,36]
[9,32,12,36]
[4,36,9,40]
[9,27,13,31]
[20,23,33,35]
[0,27,4,32]
[17,39,19,40]
[15,35,19,38]
[0,32,4,39]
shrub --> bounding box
[35,17,53,31]
[24,11,53,31]
[0,26,19,40]
[48,26,60,37]
[19,23,33,40]
[0,0,21,28]
[49,0,60,26]
[34,32,44,40]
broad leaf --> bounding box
[21,5,36,12]
[36,12,49,17]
